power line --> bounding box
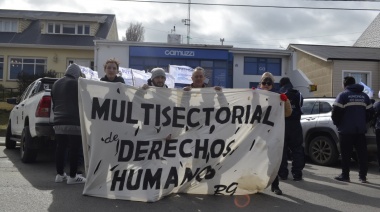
[115,0,380,11]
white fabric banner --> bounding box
[79,65,99,81]
[169,65,193,84]
[78,78,284,202]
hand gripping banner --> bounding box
[78,78,285,202]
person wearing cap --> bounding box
[258,72,292,195]
[278,77,305,182]
[183,67,222,91]
[100,58,125,83]
[51,63,87,184]
[142,67,168,89]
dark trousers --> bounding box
[271,176,279,188]
[279,120,305,178]
[375,129,380,167]
[56,134,82,178]
[339,133,368,178]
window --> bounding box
[302,101,319,115]
[343,71,369,85]
[0,57,3,79]
[47,22,90,35]
[201,60,213,68]
[320,102,332,113]
[0,19,17,32]
[244,57,281,76]
[62,24,75,34]
[9,57,47,80]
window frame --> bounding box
[342,70,371,87]
[0,56,3,80]
[244,57,282,76]
[46,22,90,35]
[0,19,18,32]
[8,57,47,80]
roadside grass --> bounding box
[0,102,13,137]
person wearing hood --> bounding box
[331,76,373,183]
[51,63,86,184]
[100,58,125,83]
[278,77,305,182]
[142,67,168,89]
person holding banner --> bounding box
[52,63,87,184]
[258,72,292,195]
[183,67,222,91]
[142,67,168,88]
[100,58,125,83]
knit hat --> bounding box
[151,68,166,80]
[65,63,82,79]
[261,72,275,83]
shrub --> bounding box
[17,70,57,95]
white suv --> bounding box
[301,98,377,166]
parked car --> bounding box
[6,77,58,163]
[301,97,377,166]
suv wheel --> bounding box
[5,122,16,149]
[20,126,38,163]
[308,136,338,166]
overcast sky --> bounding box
[1,0,380,49]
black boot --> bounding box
[271,186,283,195]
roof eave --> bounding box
[0,43,93,50]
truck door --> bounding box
[12,82,36,135]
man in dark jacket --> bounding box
[278,77,305,181]
[52,63,86,184]
[331,76,373,183]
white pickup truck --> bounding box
[6,77,58,163]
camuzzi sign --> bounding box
[165,50,195,57]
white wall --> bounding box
[285,69,313,98]
[233,53,290,89]
[94,43,130,74]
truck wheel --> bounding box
[5,122,16,149]
[308,136,338,166]
[20,126,38,163]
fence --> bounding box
[0,88,19,102]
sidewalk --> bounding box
[0,136,5,146]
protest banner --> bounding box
[78,78,285,202]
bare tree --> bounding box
[124,22,145,42]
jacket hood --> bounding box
[65,63,82,79]
[346,84,364,93]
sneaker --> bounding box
[271,186,283,195]
[359,177,368,183]
[55,173,67,183]
[334,174,350,182]
[67,174,87,184]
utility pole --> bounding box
[182,0,191,44]
[220,38,225,45]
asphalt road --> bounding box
[1,137,380,212]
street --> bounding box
[1,137,379,212]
